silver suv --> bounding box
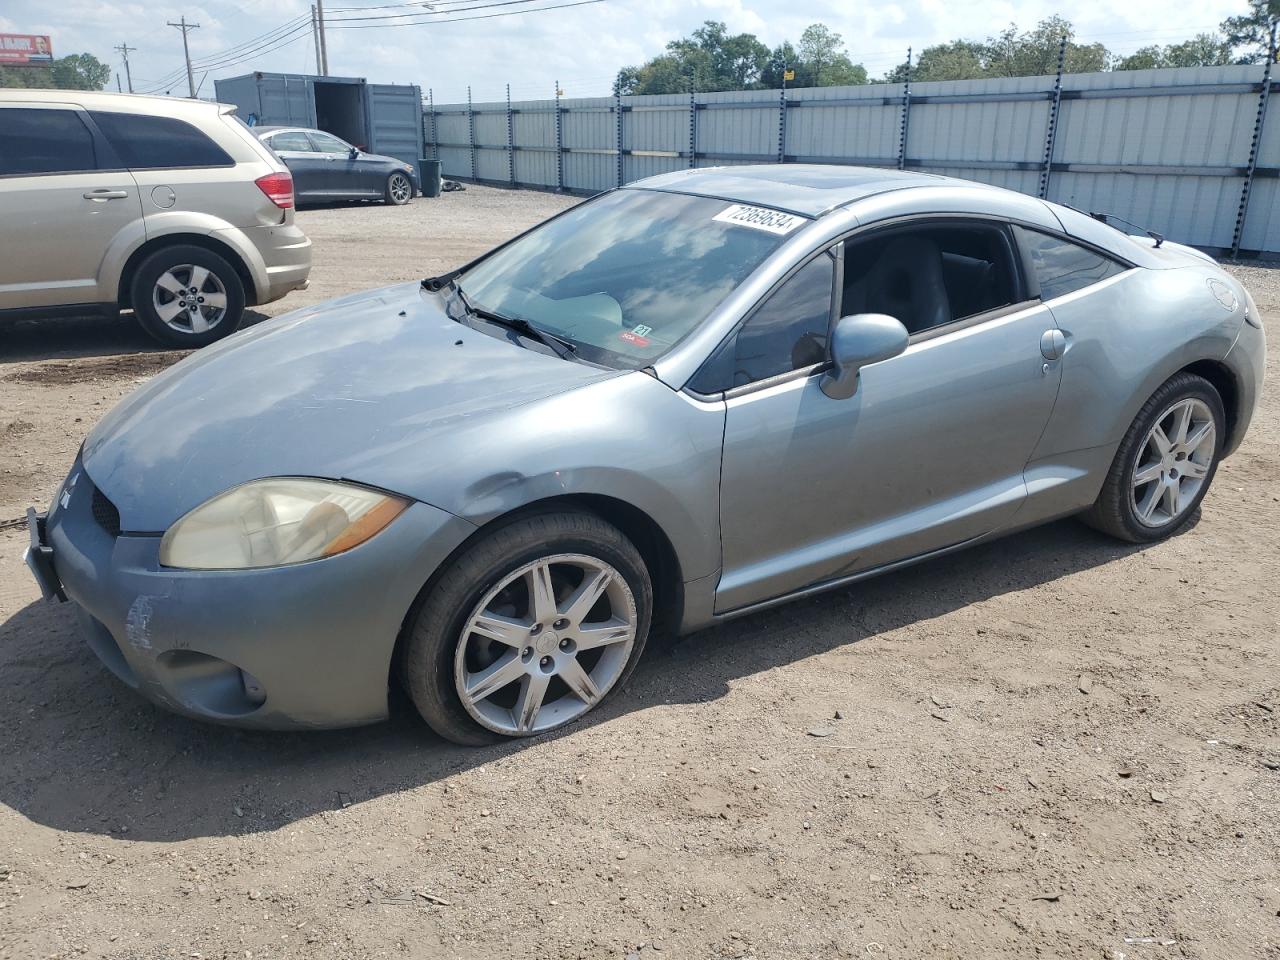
[0,90,311,346]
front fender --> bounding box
[386,374,728,584]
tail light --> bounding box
[255,171,294,209]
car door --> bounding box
[264,130,325,200]
[710,218,1063,613]
[308,131,378,198]
[0,102,142,311]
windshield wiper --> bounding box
[451,283,577,361]
[427,274,578,361]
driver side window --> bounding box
[309,132,351,154]
[690,252,835,393]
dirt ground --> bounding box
[1,185,1278,960]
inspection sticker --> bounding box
[712,204,805,235]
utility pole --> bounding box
[114,41,136,94]
[166,17,200,98]
[310,6,322,74]
[315,0,330,76]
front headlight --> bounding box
[159,478,409,570]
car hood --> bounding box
[82,283,620,531]
[364,151,411,168]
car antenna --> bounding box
[1089,211,1164,248]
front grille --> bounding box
[91,486,121,538]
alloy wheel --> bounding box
[152,264,228,335]
[1129,397,1216,528]
[389,173,411,203]
[454,553,637,735]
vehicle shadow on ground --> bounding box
[0,517,1151,842]
[0,310,273,364]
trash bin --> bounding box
[419,158,443,198]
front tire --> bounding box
[404,511,652,745]
[1082,371,1225,543]
[130,244,246,347]
[384,171,413,205]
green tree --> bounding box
[621,20,865,94]
[984,16,1109,77]
[0,53,110,90]
[1220,0,1279,63]
[1115,34,1234,70]
[796,24,866,86]
[51,53,111,90]
[896,39,988,82]
[760,41,800,88]
[620,20,769,94]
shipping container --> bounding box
[214,72,423,165]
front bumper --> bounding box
[34,465,475,729]
[1222,310,1266,457]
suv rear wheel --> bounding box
[130,244,246,347]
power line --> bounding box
[190,14,310,64]
[140,18,315,91]
[328,0,607,29]
[329,0,563,22]
[140,14,311,92]
[175,22,314,74]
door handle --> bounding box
[1039,329,1067,361]
[83,189,129,201]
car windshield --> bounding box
[457,189,799,368]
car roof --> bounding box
[631,163,1166,268]
[0,88,228,121]
[629,165,976,218]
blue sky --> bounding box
[0,0,1248,104]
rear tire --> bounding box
[130,244,246,347]
[404,511,652,745]
[384,171,413,205]
[1081,372,1225,543]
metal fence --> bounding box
[425,62,1280,257]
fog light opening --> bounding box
[240,669,267,706]
[156,650,269,718]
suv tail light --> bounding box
[255,171,294,209]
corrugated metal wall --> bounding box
[426,64,1279,255]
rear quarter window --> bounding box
[88,111,234,170]
[1018,227,1128,301]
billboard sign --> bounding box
[0,34,54,66]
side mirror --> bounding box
[820,313,909,400]
[349,146,360,158]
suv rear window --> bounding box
[89,111,234,169]
[0,108,97,176]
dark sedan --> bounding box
[256,126,418,205]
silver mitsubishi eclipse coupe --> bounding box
[25,165,1265,744]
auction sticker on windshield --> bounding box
[712,204,805,235]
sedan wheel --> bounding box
[1082,371,1224,543]
[1129,397,1215,528]
[455,554,637,735]
[385,172,412,205]
[404,511,652,745]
